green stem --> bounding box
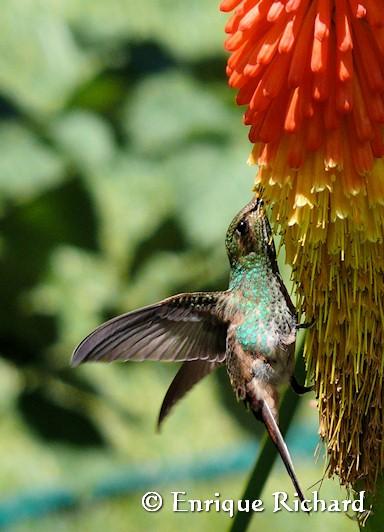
[229,337,307,532]
[357,476,384,531]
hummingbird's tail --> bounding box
[253,399,307,507]
[157,360,221,430]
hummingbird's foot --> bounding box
[290,375,314,395]
[296,318,315,330]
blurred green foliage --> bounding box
[0,1,355,531]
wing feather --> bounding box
[72,292,228,367]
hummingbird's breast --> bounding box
[227,259,297,386]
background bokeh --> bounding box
[0,1,355,531]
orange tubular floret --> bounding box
[288,2,316,87]
[255,51,289,99]
[356,61,384,123]
[279,6,307,53]
[285,87,303,132]
[325,127,343,168]
[335,0,353,52]
[237,77,262,105]
[352,76,374,141]
[336,80,353,114]
[314,0,331,40]
[239,0,273,30]
[352,140,374,175]
[259,92,288,142]
[347,0,366,18]
[371,125,384,158]
[364,0,384,27]
[311,32,329,73]
[249,115,266,142]
[313,67,330,101]
[225,30,246,51]
[220,0,244,12]
[249,78,272,111]
[372,27,384,56]
[225,11,243,33]
[243,22,282,74]
[353,21,384,92]
[268,1,285,22]
[337,48,353,81]
[286,0,303,12]
[229,38,260,71]
[256,16,287,63]
[229,69,250,88]
[228,42,247,69]
[306,106,324,150]
[287,131,305,168]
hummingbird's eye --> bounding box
[236,220,248,237]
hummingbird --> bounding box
[72,196,312,502]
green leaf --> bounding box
[64,0,225,59]
[0,1,94,115]
[0,122,65,206]
[85,154,174,265]
[125,71,234,155]
[18,387,106,447]
[166,142,255,248]
[50,110,116,172]
[29,246,120,350]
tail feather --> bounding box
[256,400,307,506]
[157,360,220,430]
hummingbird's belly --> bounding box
[235,316,278,357]
[234,316,295,386]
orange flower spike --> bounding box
[221,0,384,491]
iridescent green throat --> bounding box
[229,254,275,355]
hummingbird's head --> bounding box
[225,195,276,266]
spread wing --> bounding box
[157,360,221,429]
[71,292,228,367]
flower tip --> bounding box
[219,0,242,13]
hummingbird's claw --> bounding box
[296,318,315,330]
[290,375,314,395]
